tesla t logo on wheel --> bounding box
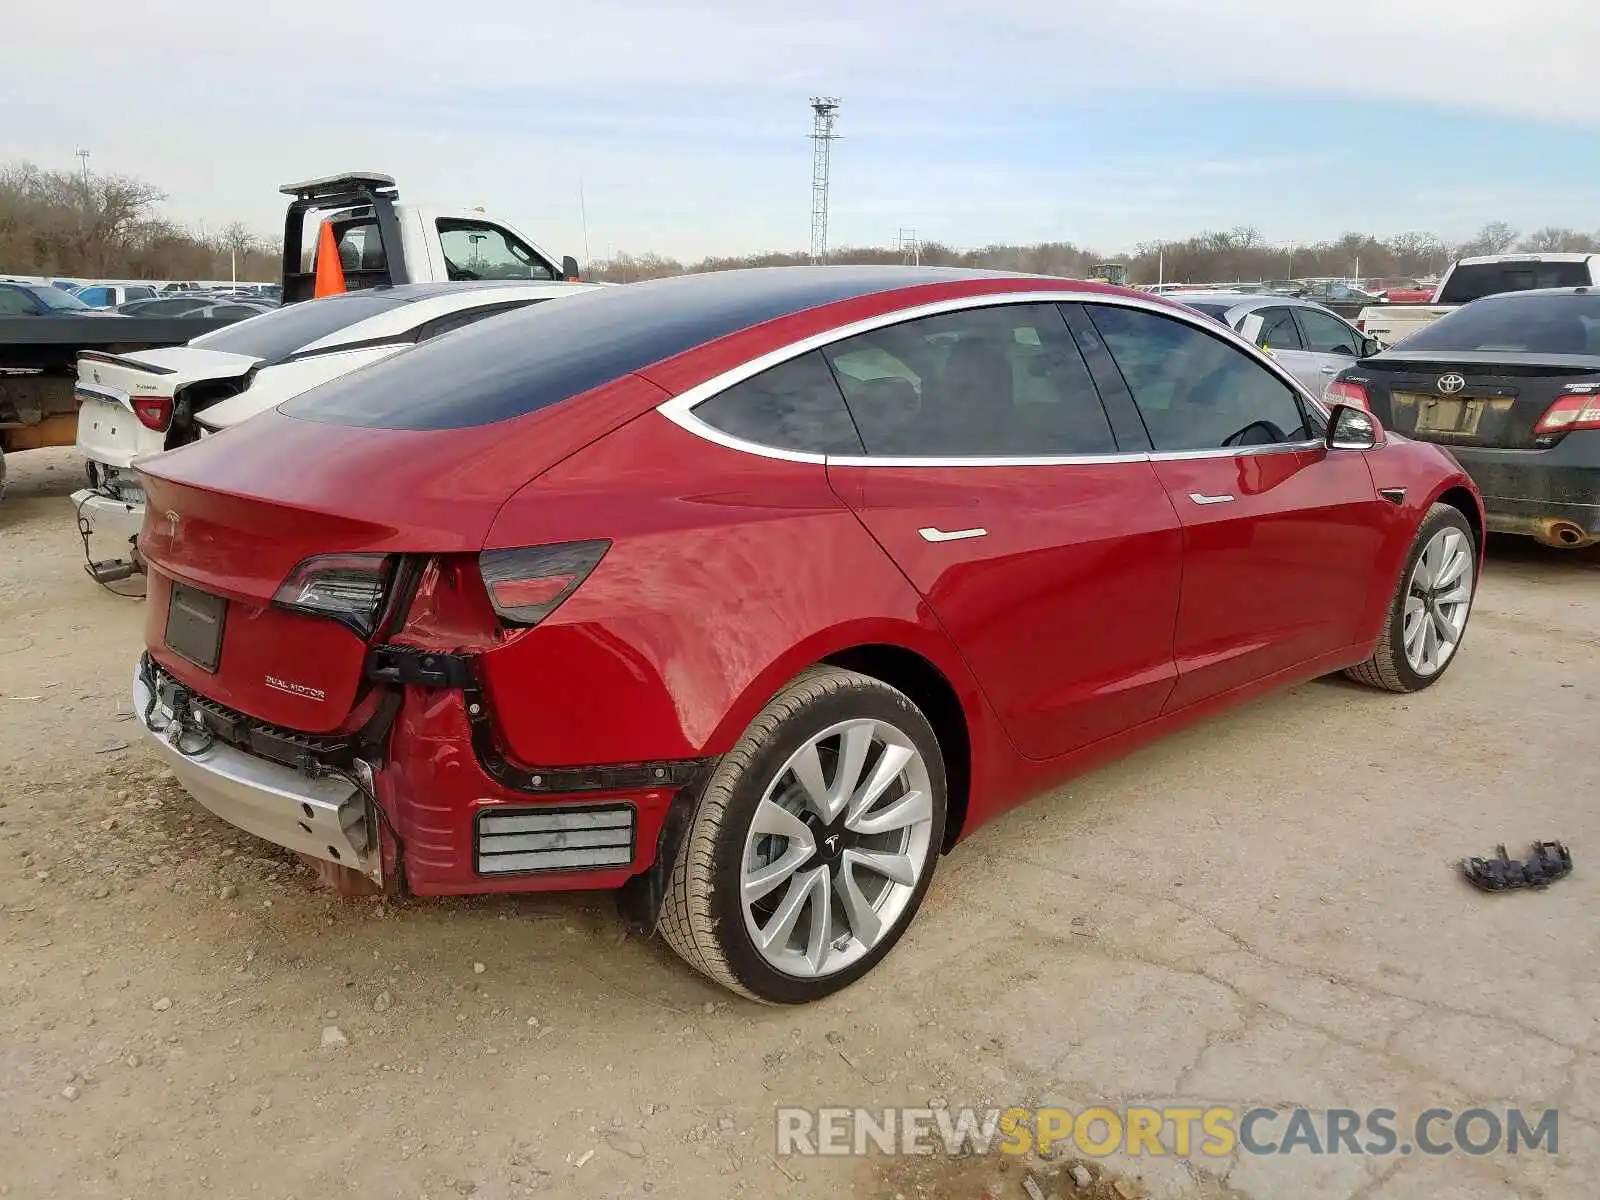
[824,834,841,855]
[1437,374,1466,394]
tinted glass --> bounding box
[78,287,110,306]
[415,299,540,341]
[822,303,1117,457]
[1438,262,1590,304]
[437,221,556,281]
[1296,308,1360,355]
[1398,293,1600,356]
[0,286,35,315]
[282,266,1003,430]
[189,291,410,361]
[1255,307,1303,351]
[33,285,89,311]
[1088,305,1312,451]
[693,352,863,454]
[1182,301,1234,321]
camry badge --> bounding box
[1437,373,1466,395]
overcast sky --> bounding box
[6,1,1599,261]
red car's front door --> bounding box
[821,302,1182,760]
[1149,448,1390,706]
[1080,301,1392,708]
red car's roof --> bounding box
[279,266,1151,431]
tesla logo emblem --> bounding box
[824,834,841,855]
[1437,374,1466,395]
[163,510,180,538]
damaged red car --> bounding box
[133,267,1483,1003]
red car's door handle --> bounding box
[1188,493,1236,505]
[918,526,988,543]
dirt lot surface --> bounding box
[3,446,1598,1200]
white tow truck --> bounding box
[272,171,581,301]
[1356,252,1600,347]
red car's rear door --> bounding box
[822,301,1182,760]
[1075,301,1391,708]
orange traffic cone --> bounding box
[313,221,346,298]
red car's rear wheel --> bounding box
[661,666,946,1003]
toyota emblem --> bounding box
[1437,373,1466,395]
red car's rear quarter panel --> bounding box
[480,413,994,771]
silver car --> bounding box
[1176,293,1381,397]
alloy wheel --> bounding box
[740,718,934,979]
[1402,526,1474,676]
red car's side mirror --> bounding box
[1326,403,1379,451]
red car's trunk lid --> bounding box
[135,407,581,730]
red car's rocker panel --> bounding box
[129,266,1485,1001]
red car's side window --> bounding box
[691,351,864,455]
[1086,305,1312,452]
[820,303,1118,457]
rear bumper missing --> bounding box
[132,664,379,880]
[131,649,713,904]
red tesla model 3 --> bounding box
[132,268,1482,1002]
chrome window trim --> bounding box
[1147,438,1324,462]
[655,287,1331,467]
[828,450,1151,468]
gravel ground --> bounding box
[2,446,1597,1200]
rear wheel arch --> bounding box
[700,630,980,849]
[822,644,972,852]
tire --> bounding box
[1346,502,1477,693]
[660,666,947,1004]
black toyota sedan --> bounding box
[1329,288,1600,549]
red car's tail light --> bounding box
[273,553,394,637]
[1533,390,1600,434]
[133,395,173,431]
[1324,380,1371,413]
[479,541,610,627]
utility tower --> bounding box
[808,97,841,265]
[896,227,920,267]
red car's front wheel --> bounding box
[1346,503,1477,693]
[660,666,947,1003]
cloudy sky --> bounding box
[6,1,1598,261]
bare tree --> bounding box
[0,160,274,279]
[1459,220,1519,257]
[1518,226,1599,253]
